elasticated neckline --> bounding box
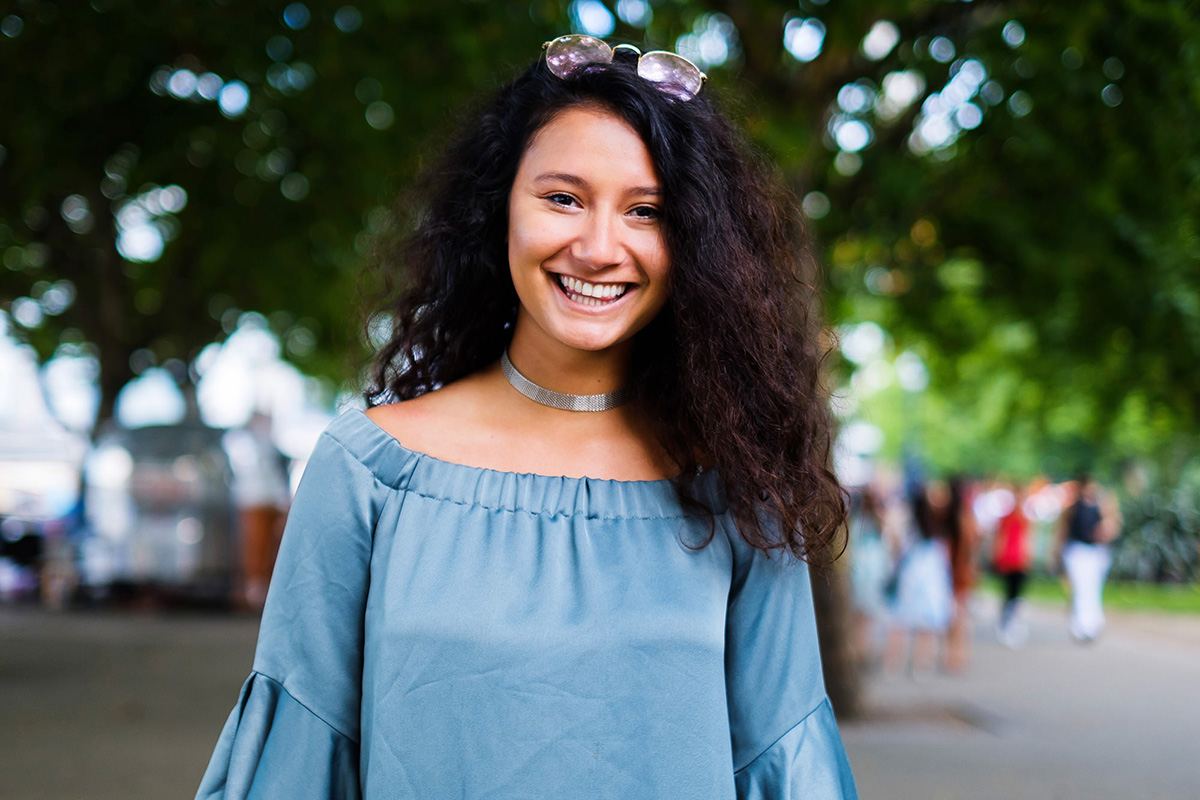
[320,409,726,521]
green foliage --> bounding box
[1,0,1196,473]
[810,1,1200,474]
[0,0,572,422]
[1113,459,1200,582]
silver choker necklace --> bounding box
[500,349,632,412]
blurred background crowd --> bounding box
[1,1,1198,798]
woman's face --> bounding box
[506,105,671,356]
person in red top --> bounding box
[993,483,1033,645]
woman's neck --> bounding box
[505,325,632,398]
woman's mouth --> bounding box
[555,274,630,307]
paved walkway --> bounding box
[842,599,1200,800]
[0,608,260,800]
[0,597,1196,799]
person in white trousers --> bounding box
[1057,475,1121,642]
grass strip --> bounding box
[981,575,1200,614]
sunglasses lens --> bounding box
[545,35,613,79]
[637,52,704,100]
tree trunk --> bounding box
[811,560,863,720]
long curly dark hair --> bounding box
[362,51,846,565]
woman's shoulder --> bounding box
[363,374,499,468]
[312,379,493,488]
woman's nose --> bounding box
[570,212,623,269]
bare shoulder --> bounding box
[362,372,497,459]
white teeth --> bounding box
[556,275,629,304]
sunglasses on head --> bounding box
[542,34,707,101]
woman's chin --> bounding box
[542,322,631,354]
[553,334,624,354]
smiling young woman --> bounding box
[197,35,857,800]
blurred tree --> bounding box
[0,0,565,428]
[3,1,1195,462]
[750,0,1200,474]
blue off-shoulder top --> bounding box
[197,409,857,799]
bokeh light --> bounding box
[676,13,737,69]
[803,191,831,219]
[1008,89,1033,117]
[114,185,188,264]
[569,0,614,37]
[838,82,875,114]
[280,173,310,201]
[909,59,989,153]
[282,3,310,30]
[834,118,872,152]
[365,101,394,130]
[1003,20,1026,47]
[168,69,198,98]
[334,6,362,33]
[266,35,293,62]
[784,17,825,62]
[929,36,956,63]
[616,0,651,28]
[861,20,899,61]
[218,81,250,117]
[876,70,926,121]
[1,14,23,38]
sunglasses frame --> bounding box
[541,34,708,101]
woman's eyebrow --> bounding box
[533,171,661,198]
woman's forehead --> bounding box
[517,106,659,185]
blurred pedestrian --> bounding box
[944,475,978,671]
[1056,473,1121,643]
[223,410,290,611]
[849,485,889,669]
[884,484,954,675]
[197,34,857,798]
[993,482,1033,647]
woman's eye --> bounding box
[630,205,660,220]
[546,193,577,207]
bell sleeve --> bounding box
[724,529,859,800]
[196,431,383,800]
